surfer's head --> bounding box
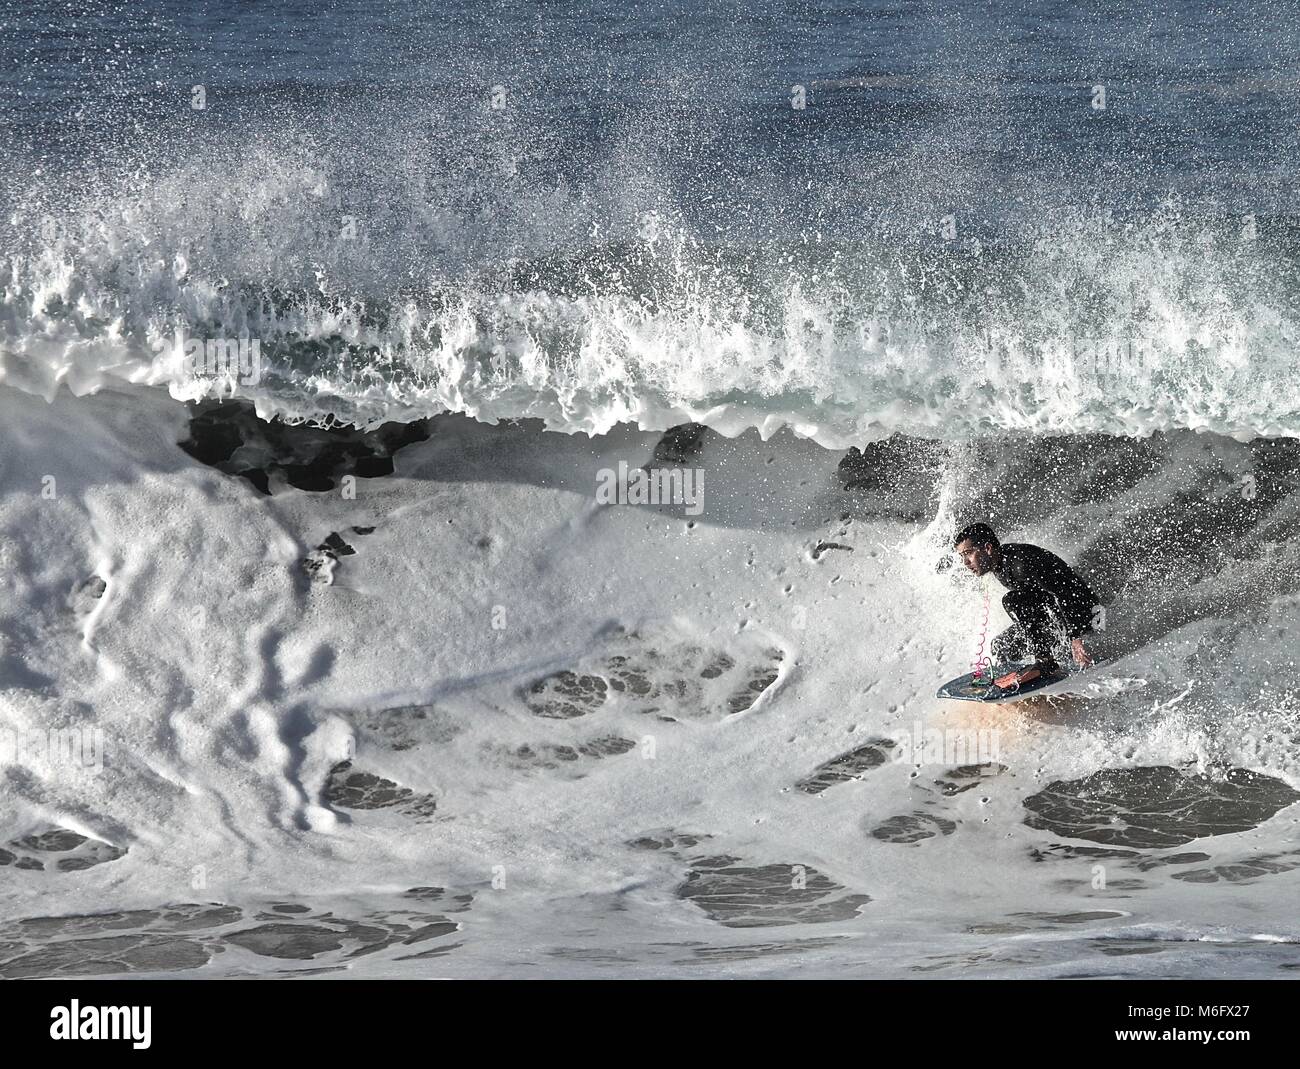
[953,523,998,576]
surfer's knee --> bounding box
[1001,589,1029,617]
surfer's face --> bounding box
[955,538,995,576]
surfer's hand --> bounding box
[1071,638,1093,667]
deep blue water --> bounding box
[6,0,1300,230]
[3,2,1300,435]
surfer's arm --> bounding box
[1020,547,1099,638]
[1019,561,1096,667]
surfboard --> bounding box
[937,660,1078,704]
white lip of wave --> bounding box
[5,195,1300,446]
[4,303,1296,449]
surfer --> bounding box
[952,523,1100,681]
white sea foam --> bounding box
[0,380,1296,976]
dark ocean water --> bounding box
[2,1,1300,435]
[7,0,1299,207]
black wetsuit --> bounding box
[989,543,1100,665]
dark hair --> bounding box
[953,522,998,549]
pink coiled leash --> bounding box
[970,577,994,685]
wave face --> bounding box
[4,1,1300,443]
[1,383,1299,978]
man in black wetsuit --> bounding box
[952,522,1100,681]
